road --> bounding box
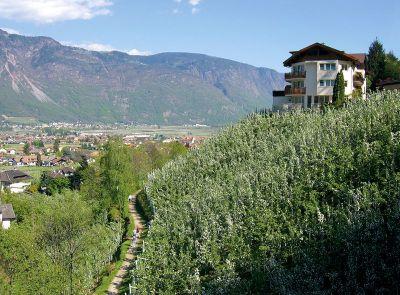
[107,193,144,295]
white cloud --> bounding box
[191,7,200,14]
[127,48,152,56]
[189,0,202,6]
[0,27,20,34]
[63,41,152,56]
[0,0,113,23]
[71,42,116,52]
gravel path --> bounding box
[107,193,144,295]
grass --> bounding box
[94,239,131,295]
[1,115,38,125]
[94,207,135,295]
[0,166,54,182]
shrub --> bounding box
[133,91,400,294]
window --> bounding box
[342,64,348,71]
[344,80,348,87]
[292,65,305,73]
[320,63,336,71]
[319,80,336,87]
[293,81,304,88]
[292,97,304,104]
[315,96,330,104]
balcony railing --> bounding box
[285,85,306,96]
[353,74,365,88]
[285,71,306,80]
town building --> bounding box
[0,170,32,193]
[377,79,400,91]
[273,43,367,111]
[0,204,16,229]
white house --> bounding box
[0,204,16,229]
[0,170,32,193]
[273,43,367,111]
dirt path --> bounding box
[107,193,144,295]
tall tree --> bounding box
[332,70,345,107]
[100,138,134,220]
[23,142,30,155]
[384,51,400,80]
[367,39,386,90]
[53,138,60,153]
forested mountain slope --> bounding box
[134,91,400,294]
[0,29,284,125]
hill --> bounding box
[0,29,284,125]
[134,91,400,294]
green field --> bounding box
[0,166,54,182]
[1,115,39,125]
[78,125,221,138]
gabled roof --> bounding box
[0,170,32,184]
[283,43,364,67]
[0,204,16,220]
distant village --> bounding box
[0,121,210,229]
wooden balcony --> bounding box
[285,85,306,96]
[353,72,365,88]
[285,71,306,80]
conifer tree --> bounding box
[332,70,345,107]
[367,39,386,90]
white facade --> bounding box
[2,219,11,230]
[9,182,31,193]
[0,181,31,193]
[273,43,367,111]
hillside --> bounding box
[134,91,400,294]
[0,30,284,125]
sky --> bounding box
[0,0,398,72]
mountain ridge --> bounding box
[0,29,285,125]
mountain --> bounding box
[0,29,285,125]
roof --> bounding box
[0,204,16,220]
[0,170,32,185]
[348,53,366,69]
[377,78,400,87]
[61,167,75,174]
[283,43,365,67]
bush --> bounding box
[136,190,154,222]
[133,91,400,294]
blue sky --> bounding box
[0,0,398,72]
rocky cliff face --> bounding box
[0,30,285,125]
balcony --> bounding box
[353,73,365,88]
[285,71,306,80]
[285,85,306,96]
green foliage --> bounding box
[100,138,135,220]
[367,39,386,89]
[136,190,154,222]
[332,70,345,107]
[133,91,400,294]
[132,141,188,191]
[0,192,123,294]
[53,138,60,152]
[40,172,71,195]
[23,142,30,155]
[384,51,400,81]
[32,139,44,148]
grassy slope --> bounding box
[133,91,400,293]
